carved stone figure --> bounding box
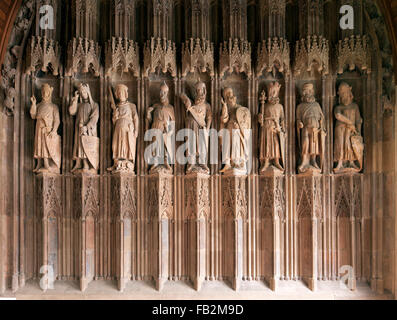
[30,83,61,173]
[108,84,139,173]
[220,87,251,175]
[180,80,212,174]
[296,83,326,174]
[258,82,285,174]
[69,83,100,173]
[334,82,364,173]
[146,82,175,174]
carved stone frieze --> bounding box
[73,175,100,221]
[185,174,210,220]
[105,37,140,77]
[336,35,371,74]
[36,174,62,220]
[222,176,247,219]
[256,37,290,76]
[259,176,285,219]
[296,175,322,220]
[111,174,137,221]
[182,38,214,78]
[143,37,177,78]
[25,36,61,76]
[293,35,329,76]
[148,174,174,220]
[66,37,101,77]
[219,38,252,78]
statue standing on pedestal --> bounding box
[334,82,364,173]
[180,80,212,174]
[69,83,100,173]
[30,83,61,173]
[258,82,285,174]
[296,83,326,174]
[220,87,251,175]
[146,82,175,174]
[108,84,139,173]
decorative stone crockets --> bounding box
[143,37,177,78]
[336,35,371,74]
[182,38,214,78]
[256,37,290,76]
[219,38,252,78]
[293,35,329,76]
[66,37,101,77]
[105,37,140,77]
[25,36,61,76]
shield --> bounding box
[351,135,364,169]
[82,136,100,170]
[45,134,61,169]
[236,107,251,132]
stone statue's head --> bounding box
[195,80,207,103]
[115,84,129,102]
[223,87,236,106]
[302,83,315,103]
[338,82,354,106]
[160,82,169,104]
[268,82,281,103]
[41,83,53,101]
[78,83,90,100]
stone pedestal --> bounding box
[148,173,174,291]
[35,173,62,291]
[221,175,248,291]
[111,173,137,292]
[259,173,285,291]
[185,172,210,291]
[73,174,100,292]
[296,173,322,291]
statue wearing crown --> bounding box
[258,81,285,174]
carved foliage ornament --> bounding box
[42,176,62,220]
[143,38,177,78]
[82,177,100,220]
[105,37,140,77]
[66,37,101,77]
[256,37,290,76]
[297,176,322,220]
[336,35,371,74]
[114,0,135,15]
[185,176,210,219]
[219,38,252,78]
[25,36,61,76]
[294,35,329,76]
[260,0,286,15]
[182,38,214,78]
[222,177,247,219]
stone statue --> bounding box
[334,82,364,173]
[220,87,251,175]
[69,83,100,173]
[30,83,61,173]
[108,84,139,173]
[146,82,175,174]
[296,83,326,174]
[258,82,285,174]
[180,80,212,174]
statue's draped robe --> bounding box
[296,101,324,156]
[71,101,99,160]
[32,102,60,159]
[259,103,284,161]
[221,104,248,166]
[334,103,362,162]
[185,102,212,163]
[112,102,138,161]
[150,103,175,162]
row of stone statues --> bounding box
[29,81,364,175]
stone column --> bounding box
[35,173,62,291]
[222,175,248,291]
[73,174,100,292]
[296,173,322,291]
[111,173,137,291]
[259,173,285,290]
[185,172,210,291]
[148,173,174,291]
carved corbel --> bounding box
[25,36,61,76]
[293,35,329,76]
[336,35,371,74]
[256,37,290,77]
[219,38,252,78]
[105,37,140,77]
[143,37,177,78]
[66,37,101,77]
[182,38,214,78]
